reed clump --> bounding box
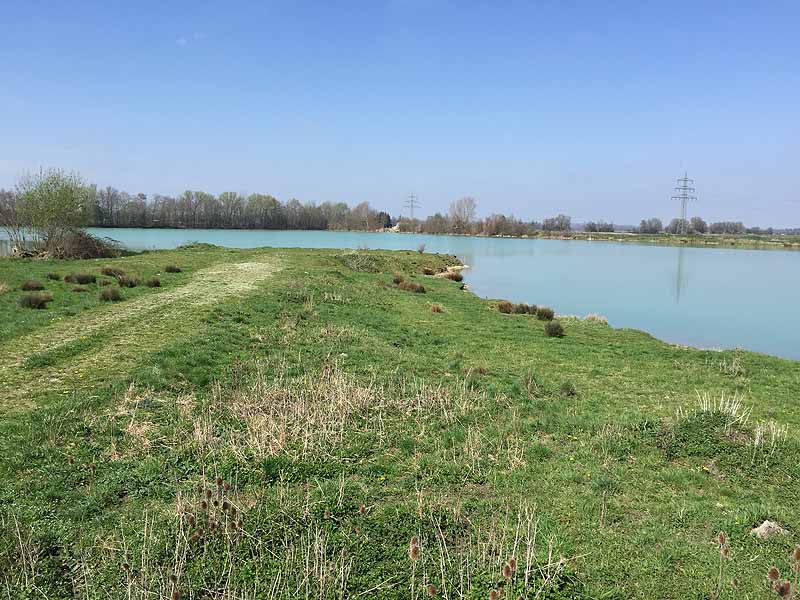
[101,266,126,278]
[145,276,161,288]
[444,271,463,282]
[165,264,182,273]
[117,274,140,288]
[399,281,426,293]
[536,306,555,321]
[46,272,61,281]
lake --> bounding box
[7,228,800,360]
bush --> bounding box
[545,320,565,338]
[64,272,96,285]
[392,274,405,285]
[46,272,61,281]
[422,267,436,276]
[165,264,182,273]
[117,275,140,288]
[72,286,88,293]
[398,281,426,293]
[497,300,514,314]
[56,231,121,259]
[101,266,126,278]
[513,303,529,314]
[19,292,53,309]
[444,271,463,282]
[21,280,44,291]
[527,304,538,314]
[100,287,122,302]
[145,276,161,288]
[430,304,444,313]
[536,306,555,321]
[560,380,577,396]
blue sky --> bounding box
[1,1,798,226]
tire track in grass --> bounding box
[0,260,281,410]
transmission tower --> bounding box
[670,172,697,234]
[404,193,421,220]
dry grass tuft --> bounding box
[444,271,463,282]
[65,272,96,285]
[117,274,140,288]
[100,287,123,302]
[536,306,555,321]
[0,282,9,295]
[145,276,161,288]
[584,313,608,325]
[497,301,513,314]
[19,292,53,309]
[399,280,426,293]
[21,280,44,291]
[430,304,444,313]
[165,264,182,273]
[101,266,126,278]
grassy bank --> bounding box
[0,245,798,599]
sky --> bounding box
[1,1,798,227]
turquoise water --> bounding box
[27,228,800,359]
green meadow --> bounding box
[0,244,798,599]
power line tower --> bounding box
[671,172,697,234]
[404,193,421,220]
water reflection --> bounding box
[674,247,686,303]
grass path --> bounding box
[0,259,280,409]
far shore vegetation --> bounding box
[2,170,799,256]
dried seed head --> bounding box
[358,504,365,515]
[730,578,739,589]
[426,583,437,597]
[122,562,130,572]
[409,544,420,561]
[720,546,730,559]
[187,515,196,527]
[717,532,726,546]
[212,499,219,508]
[410,536,419,546]
[502,563,512,580]
[489,591,499,600]
[222,501,231,513]
[171,592,181,600]
[508,557,517,573]
[216,477,223,488]
[324,509,331,520]
[229,506,237,518]
[769,567,780,581]
[223,482,231,491]
[205,489,212,499]
[170,574,178,583]
[237,519,243,529]
[68,456,75,465]
[793,546,800,562]
[776,581,792,598]
[200,500,208,511]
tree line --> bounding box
[1,170,791,254]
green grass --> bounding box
[0,245,798,599]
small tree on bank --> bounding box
[13,168,91,254]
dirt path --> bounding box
[0,259,280,410]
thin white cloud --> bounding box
[176,32,205,47]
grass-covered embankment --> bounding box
[0,244,799,599]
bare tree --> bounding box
[449,197,477,233]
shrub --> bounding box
[100,287,122,302]
[398,281,426,293]
[536,306,555,321]
[56,231,122,259]
[560,380,577,396]
[46,272,61,281]
[513,303,529,314]
[64,272,96,285]
[19,292,53,309]
[422,267,436,276]
[430,304,444,313]
[165,264,182,273]
[101,266,126,278]
[444,271,463,282]
[527,304,538,314]
[145,276,161,288]
[72,286,88,293]
[117,275,140,288]
[545,320,565,338]
[392,273,405,285]
[21,280,44,291]
[497,300,514,314]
